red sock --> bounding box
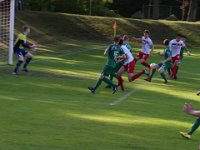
[172,65,177,77]
[131,70,144,81]
[117,76,124,90]
[141,61,150,69]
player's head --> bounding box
[123,35,129,42]
[176,34,182,42]
[143,30,150,37]
[113,35,121,45]
[163,39,169,46]
[23,25,30,35]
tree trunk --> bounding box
[152,0,159,19]
[187,0,199,21]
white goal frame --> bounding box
[0,0,15,65]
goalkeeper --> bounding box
[12,26,36,75]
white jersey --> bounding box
[169,39,185,57]
[141,36,153,54]
[121,45,134,65]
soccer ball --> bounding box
[150,63,157,68]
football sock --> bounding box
[141,61,150,69]
[94,79,102,90]
[14,60,23,72]
[117,76,124,90]
[167,68,171,75]
[188,118,200,135]
[23,58,32,69]
[160,73,167,81]
[172,65,177,77]
[131,70,144,81]
[102,78,116,88]
[150,69,156,79]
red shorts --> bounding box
[123,60,135,74]
[136,51,150,61]
[172,54,180,63]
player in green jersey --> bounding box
[180,93,200,140]
[145,39,172,84]
[88,36,126,94]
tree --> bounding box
[152,0,159,19]
[187,0,199,21]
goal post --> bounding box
[0,0,15,65]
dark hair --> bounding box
[163,39,169,46]
[144,30,150,35]
[176,34,182,37]
[114,35,121,43]
[23,25,30,32]
[119,39,123,45]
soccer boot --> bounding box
[180,131,191,139]
[88,86,95,94]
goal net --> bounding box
[0,0,15,65]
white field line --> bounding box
[32,47,102,63]
[109,89,137,106]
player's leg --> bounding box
[23,52,33,72]
[158,66,168,84]
[134,52,142,63]
[117,65,126,91]
[180,118,200,139]
[12,52,24,74]
[145,63,160,82]
[140,54,151,73]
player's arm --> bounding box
[116,54,127,63]
[132,37,142,42]
[150,44,154,54]
[104,48,109,55]
[160,56,172,64]
[183,46,191,56]
[183,103,200,117]
[18,39,30,48]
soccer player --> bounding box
[169,34,186,79]
[106,35,132,91]
[145,39,172,84]
[12,26,36,75]
[180,101,200,139]
[117,39,148,87]
[132,30,154,73]
[88,35,126,94]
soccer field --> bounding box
[0,37,199,149]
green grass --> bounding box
[0,11,200,150]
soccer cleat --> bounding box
[105,85,112,89]
[112,86,118,94]
[164,80,168,84]
[12,71,18,75]
[173,75,177,80]
[23,68,29,72]
[88,86,95,94]
[121,89,126,92]
[144,78,151,82]
[180,131,191,139]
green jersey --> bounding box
[163,46,172,62]
[106,44,124,67]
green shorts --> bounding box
[101,65,115,76]
[158,62,173,71]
